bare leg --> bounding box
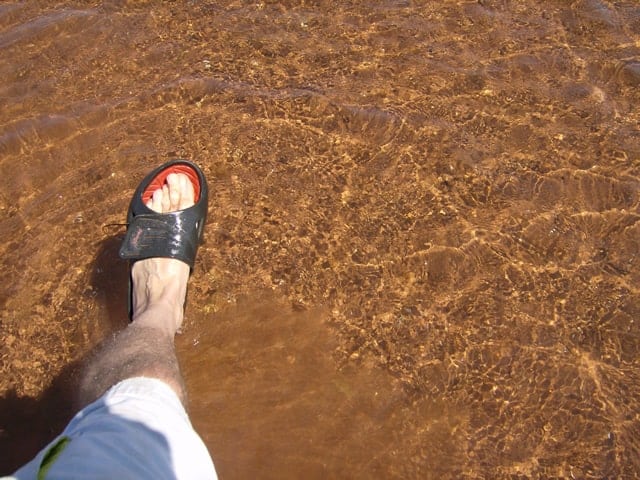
[79,173,195,407]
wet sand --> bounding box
[1,1,639,478]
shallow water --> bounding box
[0,0,639,478]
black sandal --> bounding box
[119,159,208,318]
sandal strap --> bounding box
[119,207,204,268]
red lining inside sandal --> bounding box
[141,164,201,205]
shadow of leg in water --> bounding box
[0,360,82,473]
[90,233,130,331]
[0,234,129,473]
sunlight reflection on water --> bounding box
[1,0,639,477]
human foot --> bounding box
[130,173,195,333]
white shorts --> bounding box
[11,377,217,480]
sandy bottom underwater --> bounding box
[1,1,640,478]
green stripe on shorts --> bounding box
[37,436,70,480]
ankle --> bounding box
[132,301,184,335]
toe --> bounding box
[178,174,195,210]
[151,188,163,213]
[167,173,182,211]
[161,184,171,213]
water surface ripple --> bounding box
[1,1,639,478]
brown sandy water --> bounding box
[0,0,639,478]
